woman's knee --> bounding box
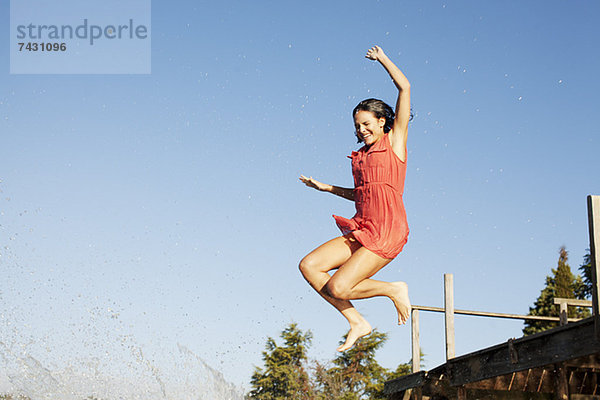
[299,255,317,278]
[325,279,351,300]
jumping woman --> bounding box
[299,45,412,352]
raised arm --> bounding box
[366,46,411,162]
[299,175,355,202]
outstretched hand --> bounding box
[365,45,385,61]
[299,175,328,192]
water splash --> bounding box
[1,337,244,400]
[0,189,245,400]
[0,298,244,400]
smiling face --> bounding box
[354,110,386,146]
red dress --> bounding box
[333,134,409,259]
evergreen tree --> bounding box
[579,251,593,299]
[248,324,413,399]
[312,360,347,400]
[247,323,314,400]
[313,330,411,400]
[523,247,590,335]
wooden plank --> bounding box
[588,195,600,339]
[383,371,427,394]
[411,308,420,373]
[462,368,555,392]
[564,353,600,369]
[553,298,594,307]
[445,273,455,360]
[412,304,579,322]
[464,389,552,400]
[446,317,600,386]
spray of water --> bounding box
[1,332,245,400]
[0,196,245,400]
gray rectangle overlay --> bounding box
[10,0,151,74]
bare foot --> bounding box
[337,319,372,352]
[390,281,411,325]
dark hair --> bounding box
[353,98,414,143]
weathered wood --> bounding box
[588,195,600,339]
[412,304,580,322]
[559,302,568,326]
[463,389,553,400]
[553,298,594,308]
[420,369,453,397]
[401,388,411,400]
[554,363,568,400]
[411,387,421,400]
[462,367,555,393]
[445,317,600,386]
[387,390,404,400]
[426,378,553,399]
[387,389,410,400]
[411,308,420,373]
[444,273,455,360]
[564,353,600,369]
[383,371,427,394]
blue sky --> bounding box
[1,0,599,395]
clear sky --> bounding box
[1,0,599,396]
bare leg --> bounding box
[300,236,411,351]
[299,236,372,351]
[326,246,411,326]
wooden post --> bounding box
[553,298,592,327]
[554,363,569,400]
[444,273,455,360]
[588,195,600,339]
[457,386,467,400]
[559,302,568,326]
[411,308,420,373]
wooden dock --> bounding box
[385,317,600,399]
[385,195,600,399]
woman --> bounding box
[299,45,411,352]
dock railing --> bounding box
[409,195,600,374]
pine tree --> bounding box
[247,323,314,400]
[248,324,413,399]
[312,330,411,400]
[579,251,593,299]
[523,247,591,335]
